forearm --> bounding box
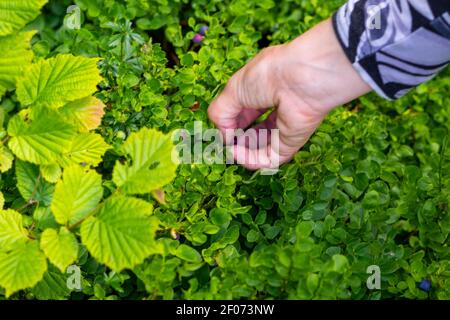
[278,18,372,115]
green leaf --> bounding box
[113,128,178,195]
[80,196,157,271]
[0,0,47,36]
[51,165,103,226]
[16,54,102,109]
[175,244,202,263]
[0,145,14,172]
[40,163,61,183]
[0,241,47,297]
[40,227,78,272]
[8,109,77,164]
[0,209,28,251]
[59,133,109,168]
[16,160,54,206]
[210,208,231,226]
[0,191,3,209]
[31,265,71,300]
[0,32,35,96]
[33,207,58,231]
[60,96,105,132]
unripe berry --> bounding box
[116,130,126,140]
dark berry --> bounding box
[418,279,431,292]
[199,25,209,36]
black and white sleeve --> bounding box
[332,0,450,100]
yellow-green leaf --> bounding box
[40,163,61,183]
[16,54,102,109]
[113,128,178,195]
[0,209,28,251]
[0,241,47,297]
[59,133,110,168]
[0,144,14,172]
[60,96,105,132]
[8,108,77,164]
[80,196,156,271]
[51,165,103,226]
[0,0,47,36]
[0,31,35,97]
[40,227,78,272]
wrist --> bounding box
[275,18,371,115]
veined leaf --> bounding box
[0,241,47,297]
[16,54,102,109]
[51,165,103,226]
[8,109,77,164]
[0,0,47,36]
[40,227,78,272]
[113,128,178,195]
[0,145,14,172]
[60,96,105,132]
[0,209,28,251]
[0,32,35,97]
[16,160,54,206]
[31,264,71,300]
[80,196,157,271]
[59,133,109,168]
[40,163,62,183]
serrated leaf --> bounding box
[40,163,61,183]
[0,0,47,36]
[60,96,105,132]
[0,241,47,297]
[8,109,77,164]
[51,165,103,226]
[113,128,178,195]
[0,32,35,97]
[0,209,28,251]
[16,160,54,206]
[40,227,78,272]
[59,133,109,168]
[16,54,102,109]
[0,145,14,172]
[80,196,156,271]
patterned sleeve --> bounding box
[332,0,450,100]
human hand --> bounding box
[208,18,371,170]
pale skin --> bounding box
[208,18,372,170]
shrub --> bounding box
[0,0,449,300]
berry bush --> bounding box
[0,0,449,300]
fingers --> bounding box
[208,47,279,142]
[233,100,325,170]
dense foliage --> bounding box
[0,0,449,300]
